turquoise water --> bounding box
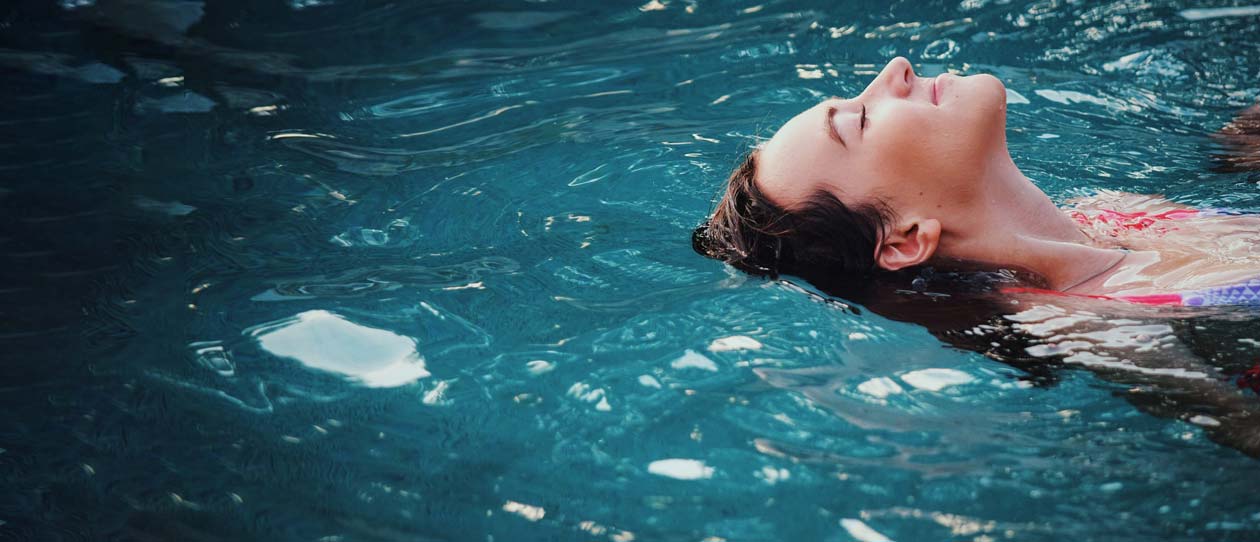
[2,0,1260,540]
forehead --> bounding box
[754,101,834,208]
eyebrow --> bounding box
[825,106,846,149]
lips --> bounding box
[933,75,949,106]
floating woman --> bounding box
[693,56,1260,307]
[692,56,1260,456]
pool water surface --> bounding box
[2,0,1260,540]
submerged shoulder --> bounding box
[1066,189,1193,214]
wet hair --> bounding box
[1211,103,1260,174]
[690,149,1031,324]
[690,150,1063,386]
[691,150,895,291]
[691,149,1066,385]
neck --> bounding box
[937,155,1125,291]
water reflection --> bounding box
[247,309,429,387]
[845,283,1260,456]
[5,0,1260,538]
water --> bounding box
[2,0,1259,540]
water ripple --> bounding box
[7,0,1260,538]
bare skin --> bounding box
[1064,192,1260,295]
[743,70,1260,457]
[754,57,1260,296]
[754,66,1260,456]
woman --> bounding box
[693,56,1260,307]
[693,57,1260,457]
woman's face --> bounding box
[755,57,1009,217]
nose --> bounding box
[864,56,915,98]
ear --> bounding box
[875,218,941,271]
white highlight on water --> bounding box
[567,382,612,411]
[526,360,555,375]
[422,380,451,405]
[1034,89,1116,108]
[707,335,762,352]
[1102,50,1186,77]
[647,459,714,480]
[1005,88,1030,104]
[757,466,791,485]
[900,368,974,391]
[250,310,429,387]
[671,350,718,372]
[1059,352,1211,380]
[857,377,904,398]
[502,500,545,521]
[840,518,892,542]
[1179,5,1260,20]
[190,341,235,376]
[1189,415,1221,427]
[797,67,825,79]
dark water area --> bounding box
[2,0,1260,540]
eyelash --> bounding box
[860,104,868,130]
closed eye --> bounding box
[860,104,868,131]
[826,106,846,148]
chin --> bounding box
[961,74,1008,136]
[962,73,1006,109]
[939,74,1009,161]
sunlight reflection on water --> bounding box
[249,309,429,387]
[3,0,1260,539]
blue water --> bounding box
[3,1,1260,540]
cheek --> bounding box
[870,108,968,180]
[864,107,988,202]
[918,84,1008,177]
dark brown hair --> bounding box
[692,150,895,290]
[690,150,1057,382]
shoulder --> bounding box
[1066,190,1193,213]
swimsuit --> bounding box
[1003,207,1260,307]
[1003,281,1260,306]
[1069,207,1234,235]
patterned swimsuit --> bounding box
[1002,207,1260,306]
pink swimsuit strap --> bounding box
[999,287,1186,306]
[1002,281,1260,307]
[1013,207,1257,306]
[1069,208,1202,232]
